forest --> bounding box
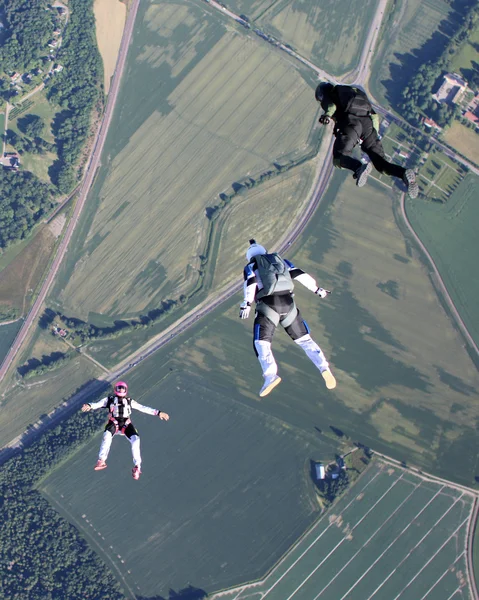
[0,168,54,248]
[0,404,125,599]
[46,0,103,192]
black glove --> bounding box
[319,114,331,125]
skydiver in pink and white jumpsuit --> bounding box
[81,381,169,480]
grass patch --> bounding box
[0,320,22,366]
[0,226,57,318]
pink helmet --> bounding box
[114,381,128,397]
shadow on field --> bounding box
[137,585,208,600]
[381,5,463,109]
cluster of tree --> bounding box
[41,300,182,344]
[46,0,103,193]
[17,350,74,379]
[7,129,55,155]
[0,168,54,248]
[399,3,479,128]
[0,0,55,75]
[0,404,125,599]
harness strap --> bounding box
[281,303,298,329]
[256,302,280,327]
[108,415,131,435]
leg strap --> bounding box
[281,303,298,329]
[256,302,280,327]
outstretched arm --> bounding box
[284,259,330,297]
[81,397,108,412]
[131,400,169,420]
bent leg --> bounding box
[333,126,363,173]
[125,423,141,467]
[284,311,330,372]
[362,131,405,179]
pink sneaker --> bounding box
[94,459,107,470]
[132,466,141,480]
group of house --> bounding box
[7,5,67,98]
[427,72,479,130]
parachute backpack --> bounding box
[335,86,372,117]
[255,253,294,300]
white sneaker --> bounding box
[259,375,282,397]
[321,368,337,390]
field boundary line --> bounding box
[419,552,465,600]
[391,515,470,600]
[214,464,383,599]
[373,451,479,497]
[334,483,446,600]
[466,496,479,600]
[309,477,422,600]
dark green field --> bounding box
[40,370,339,598]
[215,460,476,600]
[0,320,22,365]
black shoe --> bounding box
[403,169,418,199]
[354,162,372,187]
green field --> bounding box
[214,459,476,599]
[406,173,479,347]
[369,0,460,107]
[253,0,378,76]
[40,370,340,598]
[0,225,57,319]
[50,0,319,323]
[6,91,59,182]
[449,19,479,79]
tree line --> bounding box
[46,0,103,192]
[0,403,125,599]
[40,299,183,345]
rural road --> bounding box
[0,0,141,382]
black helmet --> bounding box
[315,82,334,102]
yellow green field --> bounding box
[55,5,318,320]
[443,121,479,165]
[93,0,126,94]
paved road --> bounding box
[0,0,141,382]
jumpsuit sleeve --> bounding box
[284,259,319,293]
[243,263,257,304]
[88,397,109,410]
[324,100,336,117]
[130,399,159,416]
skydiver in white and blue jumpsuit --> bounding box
[239,240,336,397]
